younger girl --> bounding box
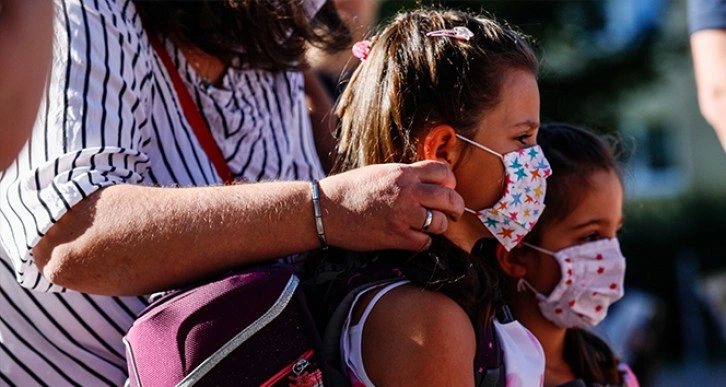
[312,8,547,386]
[493,123,639,387]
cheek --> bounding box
[531,255,562,296]
[454,155,506,209]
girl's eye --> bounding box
[515,133,532,145]
[581,232,601,242]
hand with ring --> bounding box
[421,209,433,232]
[316,161,464,252]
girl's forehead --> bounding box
[559,171,623,229]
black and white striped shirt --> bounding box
[0,0,323,385]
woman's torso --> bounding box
[0,0,321,385]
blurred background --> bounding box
[308,0,726,385]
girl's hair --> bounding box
[335,8,538,171]
[328,8,538,327]
[524,123,622,243]
[525,123,624,385]
[135,0,351,71]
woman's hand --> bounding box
[320,160,464,251]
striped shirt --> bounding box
[0,0,323,385]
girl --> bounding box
[311,8,547,386]
[493,123,639,387]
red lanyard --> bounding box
[148,35,234,184]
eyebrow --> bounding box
[513,120,539,130]
[571,216,625,231]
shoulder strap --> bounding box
[319,278,392,387]
[148,35,234,184]
[474,321,505,387]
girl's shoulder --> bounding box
[353,282,472,328]
[354,283,477,386]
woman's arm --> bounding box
[33,161,464,296]
[0,0,53,169]
[691,29,726,151]
[357,284,476,387]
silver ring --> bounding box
[421,209,433,232]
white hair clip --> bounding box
[426,26,474,41]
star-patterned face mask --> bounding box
[456,134,551,251]
[519,238,626,329]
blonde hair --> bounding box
[335,8,538,172]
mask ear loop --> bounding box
[455,134,503,160]
[516,277,538,293]
[521,242,555,256]
[516,243,555,294]
[456,134,510,207]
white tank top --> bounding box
[340,280,410,387]
[339,280,546,387]
[493,319,546,386]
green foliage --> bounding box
[621,193,726,360]
[377,0,666,134]
[622,193,726,277]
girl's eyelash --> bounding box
[581,232,600,241]
[516,133,531,144]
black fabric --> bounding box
[473,320,506,387]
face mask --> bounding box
[518,238,626,329]
[456,134,551,251]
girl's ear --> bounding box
[495,243,528,278]
[421,125,464,167]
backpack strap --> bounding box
[148,35,234,184]
[474,321,505,387]
[319,278,393,387]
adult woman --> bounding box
[0,1,462,384]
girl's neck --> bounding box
[444,212,494,253]
[510,290,576,387]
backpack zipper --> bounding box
[259,348,316,387]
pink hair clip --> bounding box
[352,40,372,61]
[426,26,474,41]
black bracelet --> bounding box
[311,180,328,250]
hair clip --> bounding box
[352,40,372,61]
[426,26,474,41]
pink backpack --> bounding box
[124,37,328,387]
[123,265,324,387]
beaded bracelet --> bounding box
[311,180,328,250]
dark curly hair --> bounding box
[135,0,351,71]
